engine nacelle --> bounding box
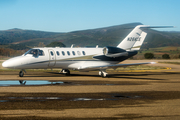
[103,46,128,57]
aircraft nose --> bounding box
[2,60,15,68]
[2,61,9,68]
[2,56,27,69]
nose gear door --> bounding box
[48,49,56,67]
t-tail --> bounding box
[117,25,174,51]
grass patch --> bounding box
[159,62,180,65]
[0,61,5,70]
[107,65,165,71]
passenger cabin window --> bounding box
[72,51,75,55]
[82,51,86,55]
[67,51,70,56]
[62,51,65,56]
[77,51,81,55]
[24,49,44,57]
[56,51,60,56]
[50,51,54,56]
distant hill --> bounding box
[0,28,60,44]
[0,22,180,50]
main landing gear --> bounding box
[99,71,108,78]
[19,69,26,77]
[60,69,70,76]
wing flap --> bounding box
[79,62,156,72]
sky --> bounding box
[0,0,180,32]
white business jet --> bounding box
[2,25,172,77]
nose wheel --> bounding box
[19,69,26,77]
[19,71,24,77]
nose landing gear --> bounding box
[19,69,26,77]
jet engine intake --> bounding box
[103,46,128,57]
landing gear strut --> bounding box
[19,69,26,77]
[19,71,24,77]
[61,69,70,76]
[99,71,108,78]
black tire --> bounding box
[19,71,24,77]
[101,72,107,78]
[100,72,103,77]
[65,69,70,76]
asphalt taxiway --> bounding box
[0,61,180,119]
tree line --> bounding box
[144,53,178,59]
[0,48,25,57]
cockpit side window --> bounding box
[24,49,45,57]
[24,49,32,56]
[32,49,38,57]
[39,50,45,56]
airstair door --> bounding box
[48,49,56,67]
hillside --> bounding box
[0,23,180,50]
[0,28,60,44]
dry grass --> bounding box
[159,62,180,65]
[161,46,178,51]
[0,61,5,69]
[107,65,165,71]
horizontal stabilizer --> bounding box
[125,26,174,29]
[143,26,174,28]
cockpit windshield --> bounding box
[24,49,44,57]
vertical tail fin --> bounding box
[117,25,149,51]
[117,25,174,51]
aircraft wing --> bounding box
[79,62,156,72]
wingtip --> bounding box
[150,62,156,64]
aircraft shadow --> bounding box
[22,72,179,81]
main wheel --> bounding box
[100,71,107,78]
[65,69,70,76]
[101,72,106,78]
[19,71,24,77]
